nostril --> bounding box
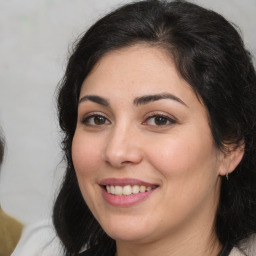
[121,160,133,165]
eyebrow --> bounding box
[133,93,188,107]
[78,93,188,108]
[79,95,110,106]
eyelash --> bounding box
[143,113,176,127]
[81,113,176,127]
[81,113,110,126]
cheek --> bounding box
[72,132,102,178]
[145,132,220,221]
[72,132,105,219]
[145,129,218,180]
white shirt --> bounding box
[11,219,63,256]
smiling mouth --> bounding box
[104,184,158,196]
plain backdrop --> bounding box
[0,0,255,225]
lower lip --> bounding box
[102,187,157,207]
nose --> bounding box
[103,125,143,168]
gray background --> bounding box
[0,0,255,225]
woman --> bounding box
[53,0,256,255]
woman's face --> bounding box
[72,45,225,244]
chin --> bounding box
[100,218,153,242]
[106,229,151,243]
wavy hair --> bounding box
[53,1,256,255]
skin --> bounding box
[72,44,243,256]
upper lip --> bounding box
[100,178,158,187]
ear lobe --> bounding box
[218,142,245,177]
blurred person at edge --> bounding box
[0,131,23,255]
[52,1,256,256]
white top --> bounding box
[229,234,256,256]
[11,219,63,256]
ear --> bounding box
[218,141,245,177]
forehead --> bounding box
[81,44,193,97]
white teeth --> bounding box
[115,186,123,195]
[139,185,146,193]
[123,185,132,196]
[132,185,140,194]
[110,185,115,194]
[105,184,156,196]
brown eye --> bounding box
[82,115,110,126]
[94,116,106,125]
[144,114,176,127]
[154,116,168,125]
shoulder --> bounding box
[78,246,102,256]
[78,245,115,256]
[0,206,23,255]
[78,248,95,256]
[11,219,62,256]
[229,234,256,256]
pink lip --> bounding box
[100,178,158,207]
